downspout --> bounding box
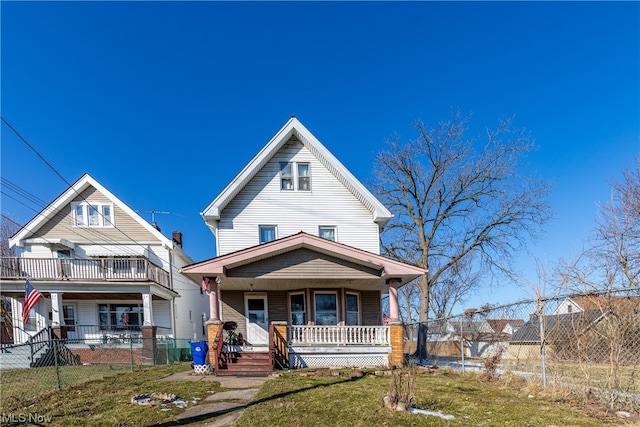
[169,249,177,337]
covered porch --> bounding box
[0,278,178,346]
[181,232,425,372]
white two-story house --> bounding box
[0,174,208,364]
[181,117,425,373]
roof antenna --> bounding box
[136,210,171,231]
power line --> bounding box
[1,118,196,281]
[1,117,72,188]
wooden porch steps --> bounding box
[217,350,272,375]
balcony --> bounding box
[0,257,170,289]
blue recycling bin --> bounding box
[190,341,209,365]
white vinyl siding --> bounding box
[217,139,380,255]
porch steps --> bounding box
[217,350,272,375]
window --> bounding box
[346,293,360,325]
[298,163,311,191]
[280,163,293,190]
[24,307,38,331]
[63,304,76,331]
[102,205,112,225]
[259,225,277,244]
[88,206,99,226]
[289,292,306,325]
[74,205,84,227]
[318,226,336,241]
[99,304,143,330]
[314,292,337,326]
[280,162,311,191]
[71,202,114,227]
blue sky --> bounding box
[2,2,638,309]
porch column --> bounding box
[386,278,401,321]
[50,292,67,339]
[207,276,220,321]
[142,293,154,326]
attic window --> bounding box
[280,162,311,191]
[72,202,114,227]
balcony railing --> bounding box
[288,325,390,346]
[0,257,170,288]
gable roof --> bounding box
[201,117,392,227]
[180,231,425,287]
[510,310,606,343]
[555,295,639,316]
[485,319,525,334]
[9,174,181,255]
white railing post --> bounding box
[287,325,391,346]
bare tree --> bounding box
[559,157,640,294]
[372,111,552,358]
[0,213,22,342]
[595,156,640,289]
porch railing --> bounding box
[287,325,390,346]
[0,257,170,288]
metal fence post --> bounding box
[459,317,465,374]
[129,337,134,371]
[53,339,61,390]
[538,298,547,388]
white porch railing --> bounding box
[288,325,390,346]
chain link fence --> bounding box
[405,288,640,411]
[0,337,194,412]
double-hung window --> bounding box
[72,202,114,227]
[345,292,360,325]
[298,163,311,190]
[280,162,311,191]
[289,292,306,325]
[280,163,294,190]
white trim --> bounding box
[71,201,115,228]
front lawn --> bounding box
[0,364,632,426]
[235,369,626,427]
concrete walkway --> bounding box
[160,371,273,427]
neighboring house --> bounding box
[181,117,425,373]
[427,318,524,359]
[0,174,208,364]
[510,295,639,363]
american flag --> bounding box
[22,279,43,325]
[202,276,210,293]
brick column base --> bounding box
[141,326,157,365]
[388,322,405,368]
[206,320,223,367]
[52,326,67,340]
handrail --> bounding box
[29,327,52,365]
[271,325,288,369]
[212,326,224,372]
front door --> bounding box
[244,293,268,345]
